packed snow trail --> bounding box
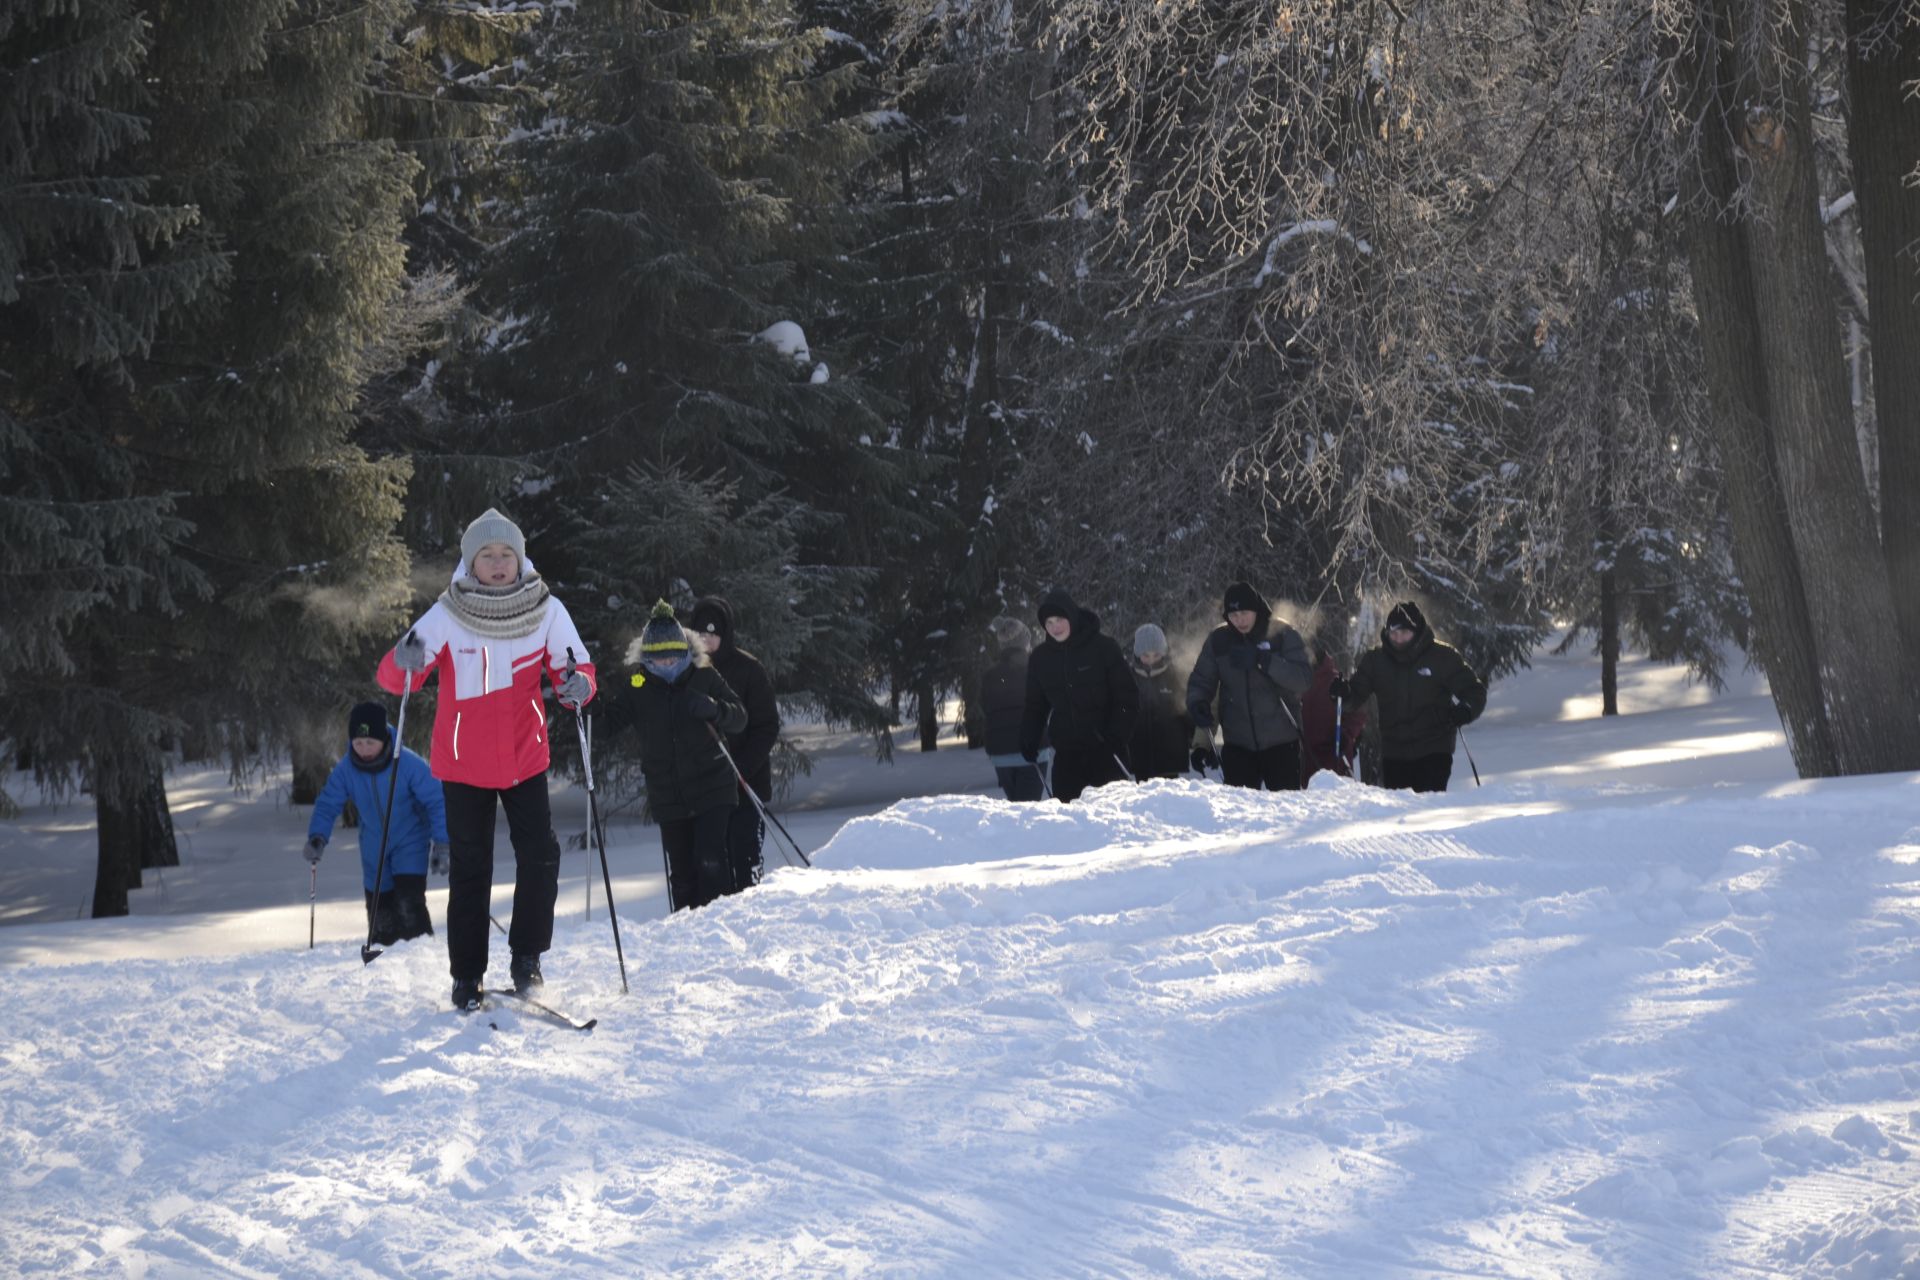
[5,773,1920,1277]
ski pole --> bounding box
[361,662,412,965]
[1334,694,1343,760]
[1458,724,1483,787]
[308,864,317,951]
[1111,751,1135,783]
[583,712,593,921]
[567,648,629,994]
[1029,758,1053,800]
[706,723,812,868]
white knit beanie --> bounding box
[460,507,526,568]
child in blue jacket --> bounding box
[304,701,449,944]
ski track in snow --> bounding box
[5,771,1920,1277]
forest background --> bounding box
[5,0,1918,915]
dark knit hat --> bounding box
[639,599,691,658]
[1036,587,1077,625]
[687,596,734,642]
[1386,601,1427,632]
[1222,581,1266,616]
[347,701,389,741]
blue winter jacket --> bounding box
[307,732,448,891]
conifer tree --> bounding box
[475,0,919,740]
[2,0,420,913]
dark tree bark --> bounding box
[1671,0,1920,773]
[1599,567,1620,717]
[917,678,939,752]
[1729,0,1920,773]
[91,752,139,918]
[137,763,178,870]
[1845,0,1920,645]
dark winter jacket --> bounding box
[1128,654,1192,780]
[981,647,1032,758]
[604,657,749,821]
[1302,653,1369,779]
[1344,608,1487,761]
[308,730,447,891]
[1019,590,1138,761]
[690,597,780,803]
[1185,585,1314,750]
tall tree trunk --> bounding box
[137,762,178,869]
[1599,567,1620,717]
[917,679,939,752]
[1845,0,1920,644]
[1731,0,1920,773]
[1674,0,1838,775]
[91,751,138,918]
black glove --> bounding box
[1191,747,1218,772]
[1328,676,1351,701]
[1020,745,1039,764]
[303,835,327,865]
[1449,702,1476,727]
[429,841,451,876]
[681,690,720,721]
[1253,641,1274,673]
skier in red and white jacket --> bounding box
[377,508,596,1011]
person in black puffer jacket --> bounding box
[1019,588,1138,802]
[982,616,1045,801]
[1127,623,1192,781]
[687,596,780,887]
[1185,581,1314,790]
[1331,600,1486,793]
[604,601,748,910]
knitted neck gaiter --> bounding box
[441,572,552,640]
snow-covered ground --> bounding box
[5,641,1919,1278]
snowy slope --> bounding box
[4,642,1920,1278]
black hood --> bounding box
[1036,588,1101,643]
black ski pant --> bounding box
[727,786,766,888]
[365,874,433,945]
[995,763,1045,802]
[1383,752,1454,793]
[1049,745,1126,803]
[1221,741,1301,791]
[661,803,736,911]
[443,776,561,982]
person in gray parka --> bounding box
[1185,581,1314,790]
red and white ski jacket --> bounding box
[376,592,596,791]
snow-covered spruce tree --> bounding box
[831,0,1079,748]
[0,0,222,906]
[356,1,540,553]
[2,0,420,913]
[475,0,917,744]
[124,0,419,811]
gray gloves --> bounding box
[303,835,327,865]
[393,631,428,673]
[557,669,593,709]
[429,841,451,876]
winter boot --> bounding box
[451,977,484,1012]
[509,953,543,994]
